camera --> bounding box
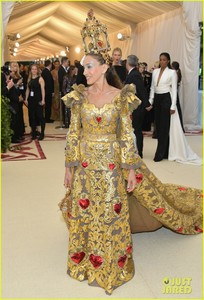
[1,65,11,76]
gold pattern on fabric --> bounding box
[60,84,203,294]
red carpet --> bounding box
[1,134,66,162]
[1,139,46,162]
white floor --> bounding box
[1,121,203,299]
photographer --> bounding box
[2,62,25,143]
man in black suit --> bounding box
[58,56,69,127]
[41,60,54,123]
[125,55,150,158]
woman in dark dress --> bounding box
[112,47,127,84]
[25,64,45,140]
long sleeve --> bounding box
[118,85,141,169]
[148,68,178,110]
[64,100,81,167]
[149,71,155,105]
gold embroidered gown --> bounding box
[61,84,202,295]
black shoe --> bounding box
[19,136,25,141]
[11,139,21,143]
[37,133,44,140]
[153,156,163,162]
[46,119,54,123]
[139,152,143,159]
[35,131,41,137]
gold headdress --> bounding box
[81,9,112,64]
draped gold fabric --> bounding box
[60,84,202,294]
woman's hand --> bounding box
[24,99,28,107]
[146,105,153,111]
[39,100,45,106]
[19,95,24,102]
[64,167,72,188]
[17,78,23,86]
[127,169,137,193]
[170,109,175,115]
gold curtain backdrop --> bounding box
[3,1,182,62]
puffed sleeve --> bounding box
[62,84,85,167]
[117,84,142,169]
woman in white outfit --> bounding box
[147,52,202,165]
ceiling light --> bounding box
[14,48,18,52]
[15,42,20,47]
[60,50,66,56]
[117,33,130,41]
[7,33,21,41]
[75,47,81,53]
[117,33,123,40]
[13,52,17,56]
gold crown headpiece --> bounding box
[81,9,112,64]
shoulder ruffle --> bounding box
[61,84,86,107]
[115,84,141,112]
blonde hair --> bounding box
[112,47,122,56]
[27,64,41,83]
[9,62,21,79]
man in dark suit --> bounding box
[58,56,69,127]
[125,55,150,158]
[41,60,54,123]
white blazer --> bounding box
[149,67,177,110]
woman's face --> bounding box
[54,61,60,70]
[70,67,77,76]
[159,55,169,68]
[112,50,122,64]
[10,64,18,73]
[83,56,107,85]
[139,65,145,74]
[31,65,38,76]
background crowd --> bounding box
[1,48,183,156]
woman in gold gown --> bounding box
[51,59,60,121]
[61,53,202,295]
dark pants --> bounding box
[28,102,45,138]
[18,102,25,137]
[10,102,20,141]
[45,93,52,121]
[132,107,146,157]
[153,93,171,160]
